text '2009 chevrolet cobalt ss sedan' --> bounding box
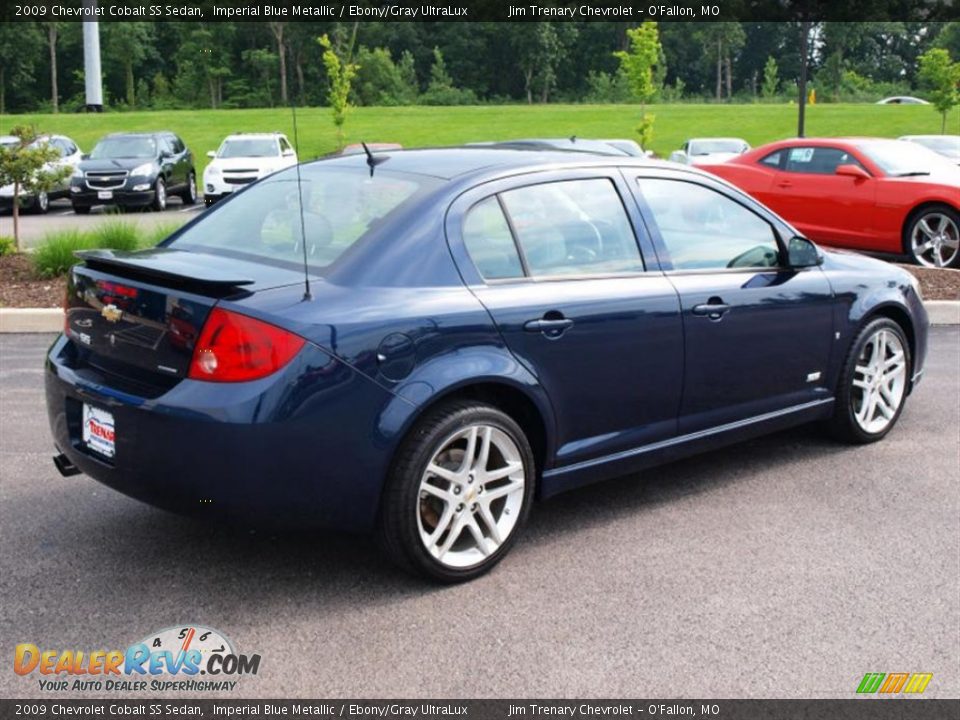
[46,148,928,582]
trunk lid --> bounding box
[65,248,307,389]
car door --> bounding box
[446,170,684,471]
[630,171,836,434]
[765,145,878,245]
[157,135,179,189]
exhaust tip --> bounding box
[53,453,82,477]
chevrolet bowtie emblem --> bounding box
[101,304,123,323]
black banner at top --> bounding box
[1,0,959,23]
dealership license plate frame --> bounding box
[97,190,113,200]
[82,403,116,459]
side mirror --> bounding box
[787,236,823,268]
[206,150,216,159]
[836,163,869,180]
[81,153,89,160]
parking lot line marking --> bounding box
[179,206,202,213]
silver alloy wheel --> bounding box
[156,179,166,209]
[852,328,907,434]
[911,212,959,268]
[188,174,197,202]
[417,424,525,569]
[36,191,48,212]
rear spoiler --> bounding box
[75,248,255,289]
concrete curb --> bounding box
[2,302,959,333]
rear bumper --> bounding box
[44,335,396,532]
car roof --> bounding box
[900,134,960,140]
[102,132,173,139]
[223,133,285,139]
[307,146,670,181]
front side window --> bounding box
[638,178,781,271]
[498,179,643,278]
[784,147,862,174]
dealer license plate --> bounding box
[82,404,115,458]
[97,190,113,200]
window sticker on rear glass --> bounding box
[789,148,814,163]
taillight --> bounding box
[188,307,305,382]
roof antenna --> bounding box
[569,135,577,144]
[290,102,312,301]
[361,141,389,177]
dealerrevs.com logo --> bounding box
[14,625,261,693]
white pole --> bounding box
[82,0,103,111]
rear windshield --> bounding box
[167,165,439,271]
[91,137,157,159]
[219,138,279,158]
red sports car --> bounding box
[702,138,960,268]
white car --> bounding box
[669,138,751,166]
[898,135,960,165]
[877,96,929,105]
[0,134,83,214]
[203,133,297,206]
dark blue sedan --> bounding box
[46,148,929,582]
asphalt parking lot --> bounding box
[0,200,198,249]
[0,329,957,699]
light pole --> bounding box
[82,0,103,112]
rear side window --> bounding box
[463,198,524,280]
[499,179,643,278]
[638,178,781,271]
[760,151,783,168]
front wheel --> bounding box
[29,191,49,214]
[378,402,535,582]
[151,177,167,212]
[827,318,911,444]
[906,205,960,268]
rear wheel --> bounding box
[905,205,960,268]
[180,172,197,205]
[378,402,535,582]
[827,318,911,443]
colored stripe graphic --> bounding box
[879,673,910,693]
[857,673,885,693]
[903,673,933,694]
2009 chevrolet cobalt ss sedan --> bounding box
[46,148,928,582]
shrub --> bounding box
[88,220,141,252]
[32,230,92,278]
[0,236,16,256]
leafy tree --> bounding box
[0,22,41,115]
[696,22,746,100]
[104,23,155,108]
[918,48,960,133]
[511,23,575,104]
[268,22,289,104]
[421,48,476,106]
[319,33,359,148]
[819,50,845,101]
[0,126,71,251]
[42,23,62,113]
[614,22,663,149]
[761,56,780,99]
[175,25,233,108]
[353,47,414,106]
[935,22,960,61]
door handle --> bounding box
[524,316,574,336]
[692,299,731,319]
[776,181,792,188]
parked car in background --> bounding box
[0,135,18,150]
[703,138,960,268]
[669,138,751,166]
[70,132,196,214]
[876,96,929,105]
[899,135,960,165]
[0,134,83,214]
[203,132,297,206]
[338,142,403,156]
[48,148,927,582]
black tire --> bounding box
[203,196,215,208]
[378,401,536,583]
[904,204,960,268]
[151,177,167,212]
[72,204,91,215]
[29,191,49,215]
[826,317,912,444]
[180,172,197,205]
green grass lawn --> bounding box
[2,102,958,175]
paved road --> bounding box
[0,200,199,249]
[1,330,957,699]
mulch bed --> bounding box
[1,253,958,309]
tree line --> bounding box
[0,21,958,114]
